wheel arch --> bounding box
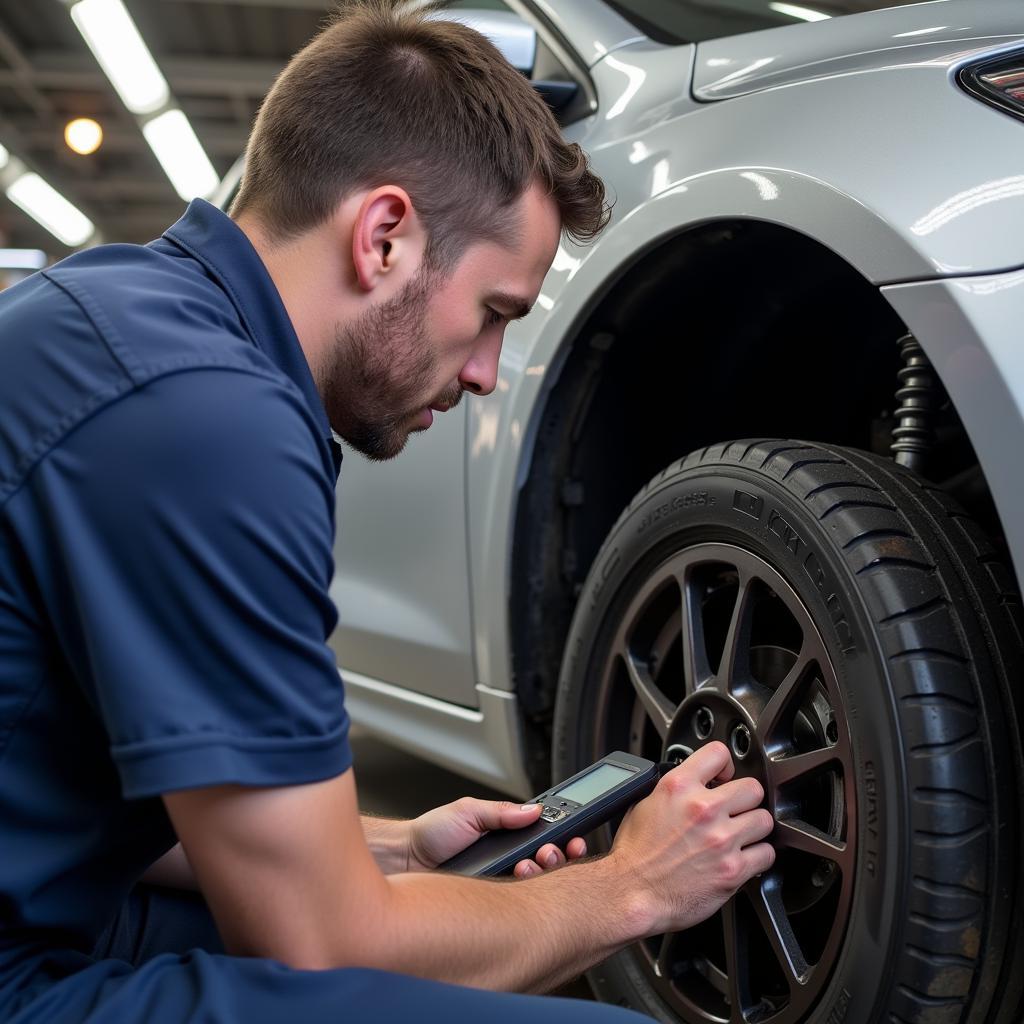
[503,213,1003,786]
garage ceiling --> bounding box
[0,0,332,255]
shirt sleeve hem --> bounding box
[114,724,353,799]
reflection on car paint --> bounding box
[911,175,1024,236]
[602,54,647,118]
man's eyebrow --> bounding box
[487,291,532,321]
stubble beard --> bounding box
[318,267,462,462]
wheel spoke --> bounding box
[677,570,713,696]
[774,818,849,868]
[750,875,808,991]
[654,931,681,982]
[722,897,752,1022]
[769,744,841,787]
[716,569,757,694]
[618,646,674,740]
[756,647,816,739]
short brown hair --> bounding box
[230,0,609,267]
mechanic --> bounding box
[0,2,775,1022]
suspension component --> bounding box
[891,333,939,475]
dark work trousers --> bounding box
[9,885,655,1023]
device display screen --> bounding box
[554,763,635,805]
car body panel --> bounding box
[594,37,1024,280]
[343,670,533,794]
[693,0,1024,100]
[881,267,1024,594]
[518,0,645,67]
[329,400,479,707]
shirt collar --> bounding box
[161,199,341,473]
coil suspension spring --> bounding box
[890,333,939,475]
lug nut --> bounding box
[665,743,694,765]
[694,706,714,740]
[826,719,839,746]
[731,723,751,759]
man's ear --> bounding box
[351,186,423,292]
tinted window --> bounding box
[606,0,931,44]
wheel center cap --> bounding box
[664,688,767,785]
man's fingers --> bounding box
[513,859,538,878]
[718,776,766,816]
[565,837,587,860]
[512,838,586,878]
[741,841,776,879]
[535,844,566,868]
[734,808,775,848]
[680,741,734,785]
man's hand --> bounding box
[406,797,586,874]
[608,741,775,936]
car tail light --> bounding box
[959,51,1024,122]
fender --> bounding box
[466,153,1023,690]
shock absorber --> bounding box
[890,333,939,475]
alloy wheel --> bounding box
[593,543,856,1024]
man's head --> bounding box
[232,0,608,459]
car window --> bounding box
[605,0,936,44]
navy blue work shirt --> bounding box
[0,199,351,1015]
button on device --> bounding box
[540,805,566,822]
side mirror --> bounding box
[439,9,580,117]
[441,9,538,75]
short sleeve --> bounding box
[13,368,351,798]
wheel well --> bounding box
[509,219,996,788]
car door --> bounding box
[328,401,478,706]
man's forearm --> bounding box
[365,853,651,992]
[360,813,410,874]
[147,819,411,891]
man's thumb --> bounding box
[481,800,543,831]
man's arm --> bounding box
[163,742,773,993]
[145,805,581,890]
[359,813,410,873]
[142,817,407,890]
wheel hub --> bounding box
[665,690,768,793]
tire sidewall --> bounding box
[555,465,908,1024]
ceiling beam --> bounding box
[13,125,248,157]
[17,51,281,98]
[0,24,55,119]
[154,0,329,8]
[73,178,185,200]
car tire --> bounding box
[553,439,1023,1024]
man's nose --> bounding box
[458,337,501,397]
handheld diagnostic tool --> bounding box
[439,751,660,877]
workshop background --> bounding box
[0,0,504,278]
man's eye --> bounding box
[484,307,503,328]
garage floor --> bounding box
[351,726,594,1002]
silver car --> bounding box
[221,1,1024,1021]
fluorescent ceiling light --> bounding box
[768,2,831,21]
[0,248,47,269]
[142,109,219,201]
[70,0,170,115]
[5,173,94,247]
[0,142,8,170]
